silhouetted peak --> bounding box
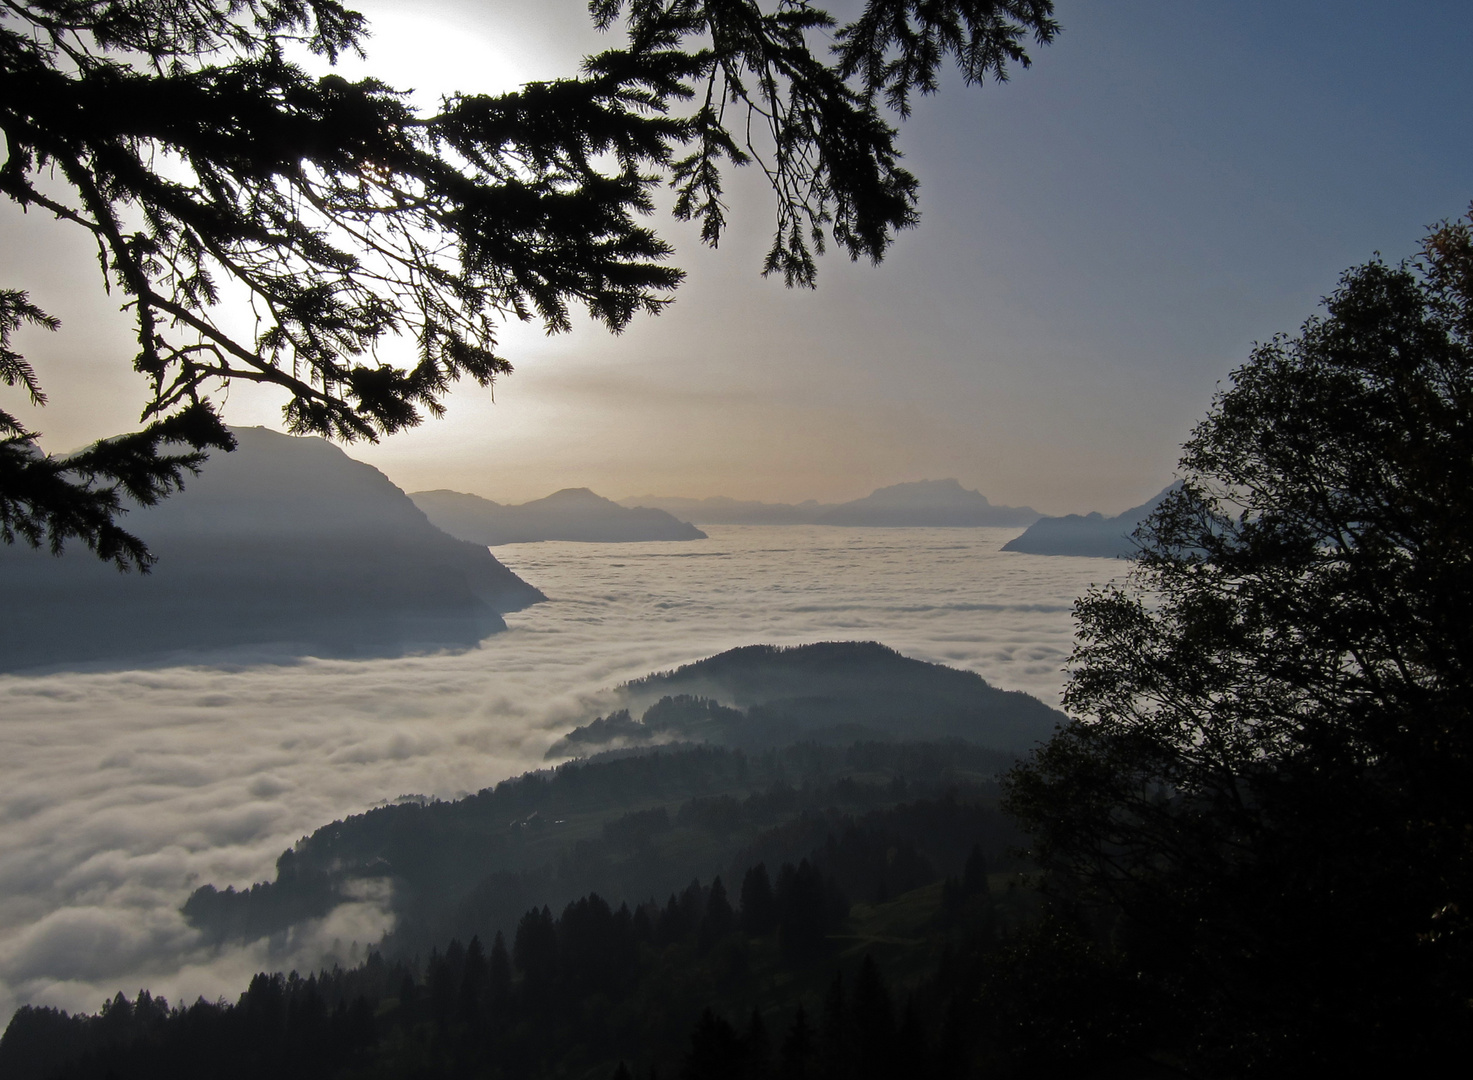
[0,427,544,671]
[849,478,987,506]
[538,487,612,505]
[1001,482,1182,558]
[411,487,705,545]
[818,479,1039,527]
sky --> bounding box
[4,0,1471,514]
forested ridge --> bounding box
[551,642,1063,756]
[180,739,1023,962]
[1,863,1025,1079]
[2,745,1065,1079]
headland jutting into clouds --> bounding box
[175,641,1060,965]
[0,427,543,673]
[1000,482,1180,558]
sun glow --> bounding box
[332,2,587,106]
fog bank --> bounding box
[0,526,1116,1019]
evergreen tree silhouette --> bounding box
[744,1008,773,1078]
[780,1005,815,1080]
[681,1008,743,1080]
[961,844,989,898]
[1,1,1059,564]
[488,931,512,1011]
[819,972,851,1080]
[740,864,779,936]
[699,876,736,952]
[514,906,558,1000]
[458,935,487,1025]
[850,957,895,1080]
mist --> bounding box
[0,526,1111,1019]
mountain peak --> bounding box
[540,487,610,504]
[1001,482,1181,557]
[0,427,543,671]
[410,487,705,545]
[860,478,986,504]
[818,479,1038,527]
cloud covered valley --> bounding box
[0,526,1117,1019]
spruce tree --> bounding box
[0,0,1059,566]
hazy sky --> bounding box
[4,1,1470,514]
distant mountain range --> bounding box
[1001,483,1180,557]
[546,640,1062,757]
[818,478,1040,527]
[619,479,1040,527]
[410,487,705,545]
[617,494,831,526]
[0,427,544,672]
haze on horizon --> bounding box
[2,1,1469,517]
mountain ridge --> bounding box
[618,479,1039,527]
[411,487,706,545]
[0,427,544,672]
[1001,482,1180,557]
[547,640,1063,758]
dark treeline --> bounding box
[1,839,1029,1080]
[181,741,1021,959]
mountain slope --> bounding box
[0,427,544,671]
[549,641,1063,757]
[411,487,706,544]
[1000,483,1179,557]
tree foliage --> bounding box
[1003,210,1473,1071]
[0,0,1057,567]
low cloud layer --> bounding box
[0,526,1117,1020]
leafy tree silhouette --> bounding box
[1004,209,1473,1072]
[0,0,1058,567]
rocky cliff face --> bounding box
[0,427,544,671]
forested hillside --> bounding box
[1,849,1064,1080]
[550,642,1062,757]
[3,738,1085,1079]
[181,740,1022,961]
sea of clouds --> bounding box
[0,526,1120,1021]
